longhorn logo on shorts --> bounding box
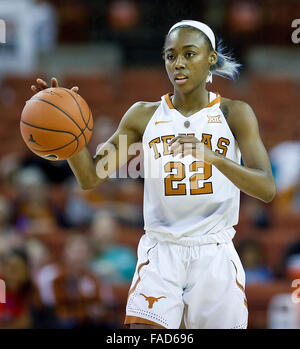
[140,293,166,308]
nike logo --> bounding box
[155,121,171,125]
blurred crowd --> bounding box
[0,143,144,328]
[236,124,300,283]
[1,0,299,69]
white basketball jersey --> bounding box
[142,92,241,246]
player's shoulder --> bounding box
[130,100,161,115]
[220,97,258,137]
[220,97,257,125]
[220,97,254,118]
[124,100,160,122]
[119,100,161,136]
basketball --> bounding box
[20,87,93,161]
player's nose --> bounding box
[175,55,186,70]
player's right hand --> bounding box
[30,77,79,94]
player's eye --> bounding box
[185,51,196,58]
[166,53,176,61]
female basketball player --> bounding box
[31,20,276,329]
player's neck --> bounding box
[172,86,210,117]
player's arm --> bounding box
[31,78,145,190]
[67,103,143,190]
[170,101,276,203]
[212,101,276,203]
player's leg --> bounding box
[124,234,185,329]
[183,241,248,329]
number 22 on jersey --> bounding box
[149,133,230,196]
[164,160,212,196]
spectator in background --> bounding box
[114,178,144,228]
[89,211,136,285]
[51,234,111,328]
[0,196,22,254]
[80,177,121,212]
[26,238,61,328]
[241,195,271,229]
[47,181,72,228]
[107,0,140,31]
[267,293,300,329]
[63,178,96,228]
[33,0,57,53]
[282,240,300,283]
[225,0,263,69]
[20,154,73,184]
[0,196,13,233]
[237,239,274,284]
[91,116,117,156]
[0,249,39,329]
[24,238,53,280]
[267,239,300,329]
[269,122,300,213]
[12,166,57,235]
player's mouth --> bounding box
[174,75,188,85]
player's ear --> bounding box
[208,51,218,67]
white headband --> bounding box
[168,20,216,51]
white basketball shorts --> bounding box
[124,234,248,329]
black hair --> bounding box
[0,248,32,296]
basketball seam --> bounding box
[29,97,87,144]
[30,137,79,153]
[27,126,88,153]
[87,108,92,130]
[20,119,78,137]
[61,88,93,133]
[61,88,89,131]
[40,138,79,159]
[20,119,88,158]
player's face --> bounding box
[164,28,216,93]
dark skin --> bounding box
[31,27,276,329]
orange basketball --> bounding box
[20,87,93,161]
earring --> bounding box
[206,71,212,83]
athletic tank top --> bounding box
[142,92,241,246]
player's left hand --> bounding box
[169,135,217,165]
[31,77,79,94]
